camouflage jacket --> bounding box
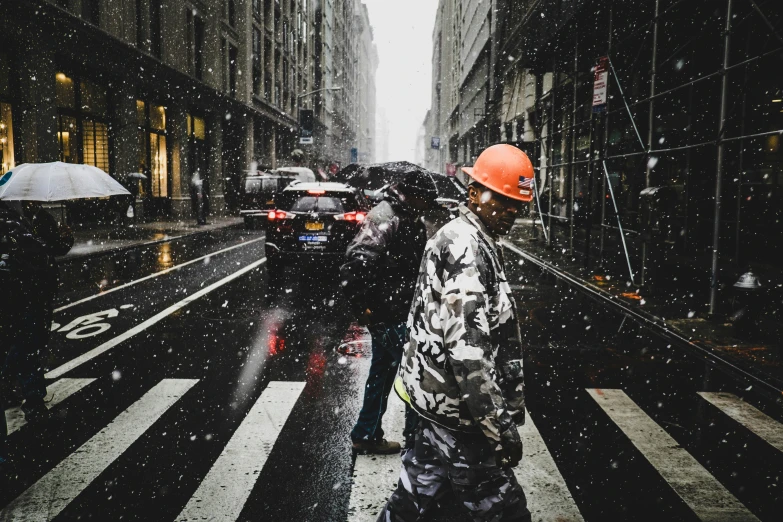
[399,204,525,443]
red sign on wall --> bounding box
[593,56,609,113]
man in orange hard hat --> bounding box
[378,144,533,521]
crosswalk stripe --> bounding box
[515,413,584,522]
[698,392,783,453]
[587,388,760,522]
[0,379,197,522]
[4,378,97,435]
[348,396,584,522]
[176,381,306,522]
[347,392,406,522]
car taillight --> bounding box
[267,210,293,220]
[335,212,366,222]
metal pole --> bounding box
[583,113,595,268]
[735,33,751,265]
[569,29,578,256]
[533,178,550,243]
[599,4,613,265]
[547,57,557,248]
[603,161,635,284]
[709,0,733,315]
[641,0,660,286]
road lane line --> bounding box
[4,378,97,435]
[698,392,783,453]
[587,388,760,522]
[54,237,265,313]
[45,257,267,379]
[0,379,197,522]
[514,412,584,522]
[176,381,305,522]
[347,392,406,522]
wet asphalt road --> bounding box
[1,226,782,521]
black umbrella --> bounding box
[333,161,467,200]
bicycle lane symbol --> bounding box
[51,304,134,340]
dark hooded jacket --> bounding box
[340,188,429,326]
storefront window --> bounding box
[0,103,14,174]
[56,72,75,108]
[137,100,169,199]
[55,72,111,171]
[150,133,168,197]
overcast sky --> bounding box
[363,0,438,162]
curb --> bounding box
[58,222,244,264]
[500,239,783,401]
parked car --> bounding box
[264,182,370,286]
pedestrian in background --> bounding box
[1,200,72,466]
[189,171,207,225]
[340,170,438,454]
[379,145,534,521]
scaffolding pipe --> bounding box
[533,178,550,243]
[710,0,733,315]
[599,5,614,264]
[569,29,579,256]
[603,161,635,284]
[641,0,661,286]
[547,57,557,248]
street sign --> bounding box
[299,108,314,144]
[592,56,609,113]
[431,136,441,150]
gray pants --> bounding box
[377,418,531,522]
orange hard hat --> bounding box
[461,144,535,202]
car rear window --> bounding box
[278,191,362,213]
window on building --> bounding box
[82,0,100,25]
[229,44,238,98]
[264,38,272,100]
[187,9,205,80]
[253,0,262,20]
[55,72,110,173]
[226,0,236,27]
[135,0,144,48]
[253,28,262,97]
[150,1,162,58]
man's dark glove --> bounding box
[495,424,523,469]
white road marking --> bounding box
[347,392,406,522]
[0,379,197,522]
[54,237,265,313]
[4,378,97,435]
[514,412,584,522]
[698,392,783,453]
[587,388,760,522]
[176,381,306,522]
[45,257,267,379]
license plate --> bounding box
[299,235,328,243]
[305,221,324,231]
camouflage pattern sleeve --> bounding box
[438,234,515,445]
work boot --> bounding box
[352,438,401,455]
[21,398,49,424]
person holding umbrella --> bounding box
[0,162,128,466]
[340,169,439,454]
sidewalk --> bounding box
[59,217,244,261]
[505,220,783,397]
